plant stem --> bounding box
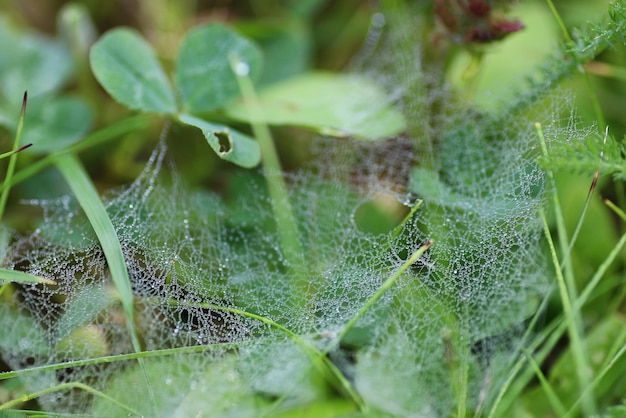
[536,122,596,416]
[229,54,307,307]
[0,92,28,221]
[545,0,605,128]
[55,153,157,416]
[331,240,433,349]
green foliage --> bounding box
[507,1,626,114]
[89,21,405,168]
[0,18,92,154]
[175,24,263,112]
[542,129,626,180]
[90,28,177,114]
[225,71,407,140]
[1,1,626,417]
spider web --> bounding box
[0,5,591,417]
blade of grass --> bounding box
[54,153,156,415]
[0,144,32,160]
[0,381,142,416]
[484,291,554,417]
[521,348,567,417]
[330,240,433,348]
[537,122,596,415]
[605,198,626,222]
[565,341,626,418]
[0,92,28,221]
[1,115,150,193]
[0,268,55,284]
[488,226,626,416]
[568,126,608,252]
[229,54,307,309]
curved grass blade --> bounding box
[0,268,55,284]
[54,153,156,414]
[0,92,28,221]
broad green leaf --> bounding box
[178,113,260,168]
[54,283,116,345]
[175,24,263,112]
[0,17,73,99]
[91,355,269,417]
[225,71,406,140]
[0,306,57,392]
[90,28,177,114]
[20,95,93,154]
[236,19,311,86]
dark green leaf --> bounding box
[225,71,406,140]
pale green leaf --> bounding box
[178,113,261,168]
[225,71,406,140]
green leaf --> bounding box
[19,95,93,154]
[90,28,177,114]
[91,355,270,417]
[0,17,73,99]
[236,19,311,86]
[178,113,260,168]
[175,24,263,112]
[224,71,406,140]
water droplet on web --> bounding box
[165,377,173,385]
[19,338,32,350]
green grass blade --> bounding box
[0,92,28,221]
[536,122,596,415]
[54,153,156,414]
[1,115,150,193]
[229,54,307,309]
[0,381,142,416]
[0,268,55,284]
[55,154,135,329]
[522,348,567,417]
[332,240,433,348]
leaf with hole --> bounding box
[178,113,261,168]
[90,28,177,114]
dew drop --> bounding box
[372,12,385,28]
[165,377,173,385]
[233,61,250,76]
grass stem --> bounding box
[537,122,596,416]
[0,92,28,222]
[229,54,307,309]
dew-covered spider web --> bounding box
[0,5,593,417]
